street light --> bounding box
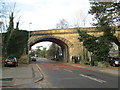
[0,21,3,66]
[0,21,2,89]
[28,22,32,64]
[0,21,3,33]
[29,22,32,40]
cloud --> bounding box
[9,0,38,5]
[7,0,92,48]
[31,42,52,50]
[6,0,92,30]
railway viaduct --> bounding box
[29,27,120,63]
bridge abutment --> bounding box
[29,27,120,63]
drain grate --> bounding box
[0,78,13,81]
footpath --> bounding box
[1,63,48,88]
[66,63,119,76]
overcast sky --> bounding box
[1,0,93,49]
[2,0,93,31]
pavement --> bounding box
[1,63,45,88]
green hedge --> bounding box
[3,30,28,58]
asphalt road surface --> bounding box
[36,58,119,88]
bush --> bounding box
[94,60,99,66]
[18,55,29,64]
[98,61,110,67]
[3,30,28,59]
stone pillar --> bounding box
[62,47,69,63]
[69,47,75,63]
[66,47,69,63]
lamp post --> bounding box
[28,22,32,64]
[0,21,3,66]
[29,22,32,40]
[0,21,2,89]
[0,21,3,33]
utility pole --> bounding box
[28,22,32,64]
[0,21,2,89]
[0,20,3,66]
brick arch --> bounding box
[29,35,73,48]
[29,35,74,62]
[29,27,120,62]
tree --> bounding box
[47,43,62,60]
[6,30,28,58]
[78,30,112,62]
[2,4,28,58]
[15,21,19,30]
[56,19,69,29]
[0,0,9,32]
[89,1,120,53]
[89,2,119,28]
[35,46,42,57]
[72,10,88,27]
[35,46,47,58]
[0,1,17,32]
[41,48,47,58]
[3,12,15,57]
[78,2,120,63]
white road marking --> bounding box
[79,74,106,83]
[64,69,73,72]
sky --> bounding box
[1,0,93,49]
[31,41,52,50]
[2,0,92,30]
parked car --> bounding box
[108,56,120,67]
[31,57,36,62]
[4,57,18,67]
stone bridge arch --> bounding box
[29,35,74,62]
[29,27,120,63]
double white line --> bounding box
[79,74,106,83]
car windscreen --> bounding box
[112,57,120,60]
[6,58,16,61]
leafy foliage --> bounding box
[35,46,47,58]
[6,30,28,58]
[78,30,113,61]
[7,12,14,32]
[3,12,28,58]
[47,43,62,60]
[89,2,120,27]
[78,2,119,62]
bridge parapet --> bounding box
[30,26,120,62]
[32,26,119,35]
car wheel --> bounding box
[13,64,16,67]
[4,64,7,67]
[112,63,116,67]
